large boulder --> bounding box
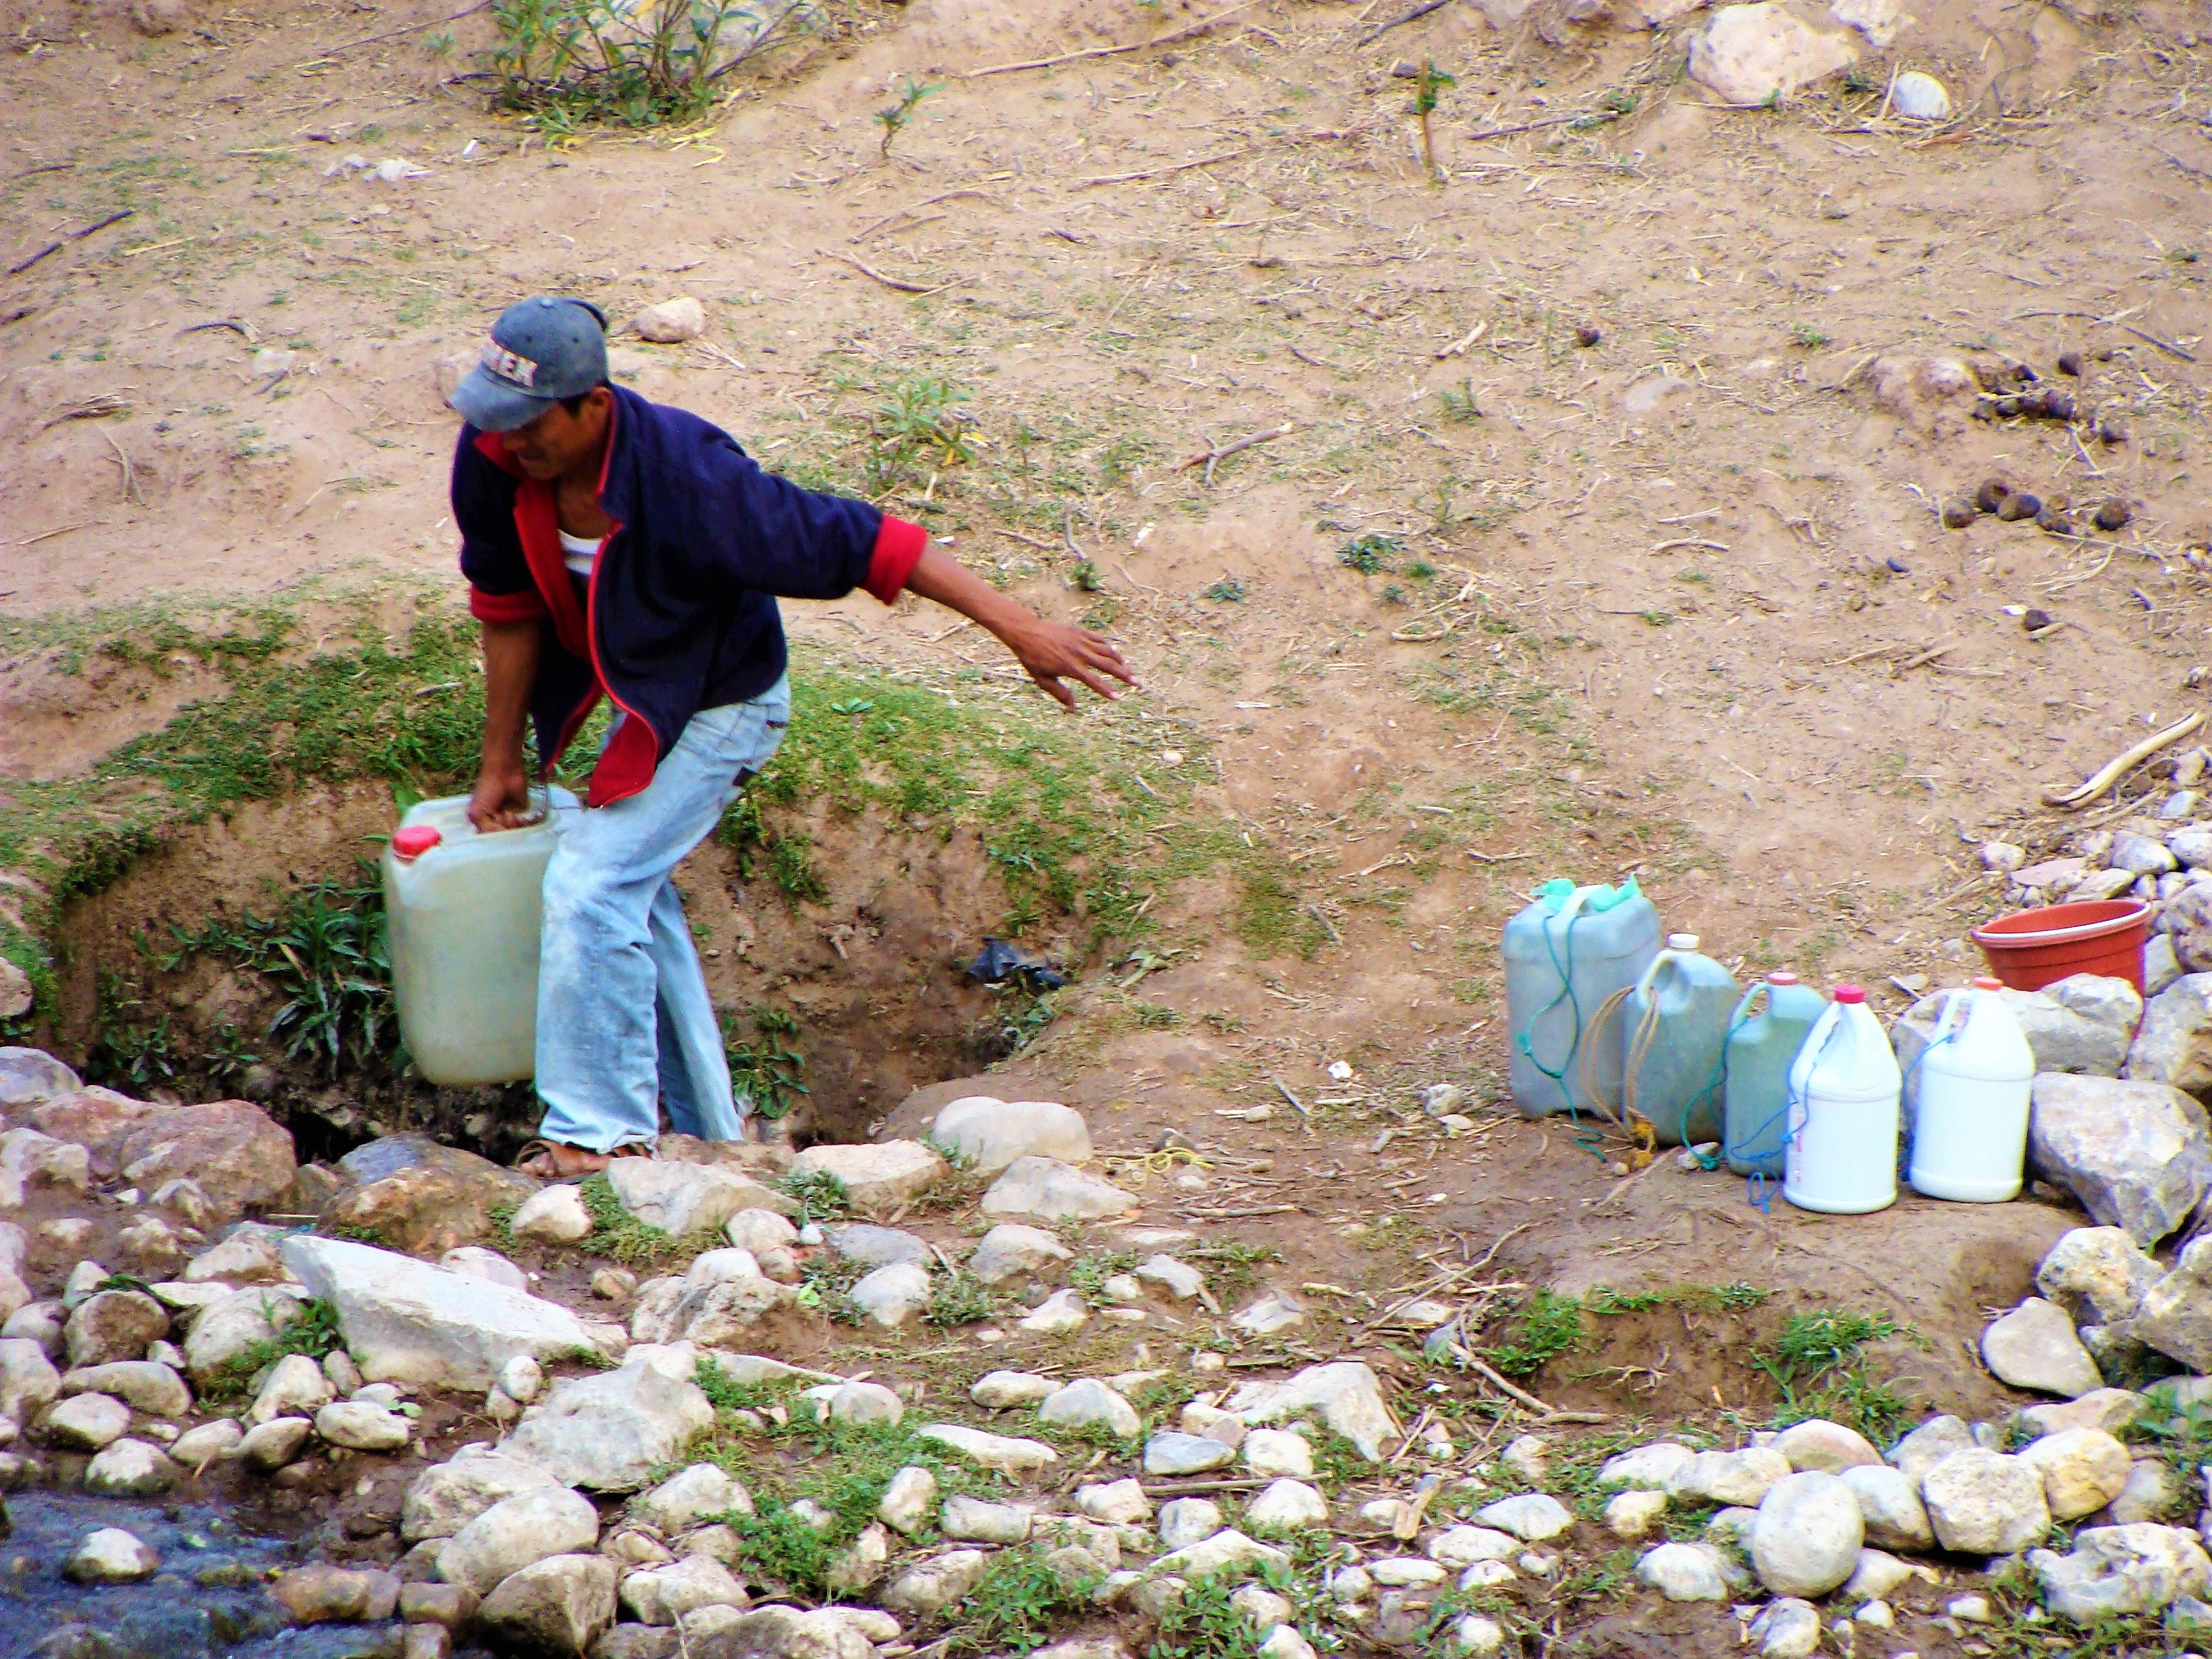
[279,1234,598,1389]
[686,1605,880,1659]
[1223,1361,1399,1461]
[930,1097,1092,1179]
[109,1102,295,1220]
[0,1048,79,1105]
[1921,1450,2051,1555]
[788,1142,946,1218]
[1750,1472,1862,1599]
[2029,1523,2212,1622]
[439,1486,601,1595]
[2020,1427,2132,1520]
[2027,1073,2212,1246]
[603,1161,794,1236]
[1686,2,1860,104]
[1982,1298,2102,1398]
[502,1348,714,1492]
[25,1086,155,1159]
[1897,977,2137,1106]
[2127,975,2212,1095]
[2038,1227,2163,1329]
[2124,1236,2212,1373]
[979,1157,1136,1223]
[476,1553,617,1656]
[402,1448,562,1541]
[319,1133,537,1256]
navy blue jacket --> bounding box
[454,385,924,805]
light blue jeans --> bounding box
[535,680,790,1152]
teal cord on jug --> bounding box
[1503,876,1662,1120]
[1617,933,1742,1147]
[1722,972,1828,1177]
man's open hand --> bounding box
[468,763,536,832]
[1002,615,1139,709]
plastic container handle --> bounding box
[1631,947,1683,1002]
[1928,987,1971,1047]
[1727,983,1770,1028]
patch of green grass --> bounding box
[1234,865,1327,960]
[1750,1308,1914,1443]
[949,1547,1099,1654]
[725,1004,809,1122]
[1143,1572,1267,1659]
[1485,1288,1587,1378]
[197,1296,344,1401]
[779,1169,851,1225]
[924,1271,995,1328]
[1338,533,1404,575]
[1181,1242,1282,1305]
[1204,578,1248,604]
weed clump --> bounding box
[197,1297,345,1401]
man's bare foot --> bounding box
[515,1139,616,1180]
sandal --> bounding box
[514,1139,655,1181]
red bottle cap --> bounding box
[392,825,443,863]
[1971,976,2004,991]
[1832,983,1866,1004]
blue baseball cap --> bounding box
[449,295,610,432]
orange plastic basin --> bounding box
[1970,899,2152,996]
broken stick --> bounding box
[967,1,1261,77]
[2043,712,2206,808]
[1177,422,1295,486]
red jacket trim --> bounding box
[468,583,548,625]
[865,516,928,605]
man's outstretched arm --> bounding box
[903,544,1137,709]
[469,619,543,831]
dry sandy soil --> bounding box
[4,0,2212,1643]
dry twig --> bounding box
[967,1,1262,77]
[1177,422,1295,485]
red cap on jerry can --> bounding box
[391,825,442,863]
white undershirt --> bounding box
[558,528,600,579]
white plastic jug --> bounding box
[1908,976,2034,1203]
[383,787,576,1086]
[1783,984,1901,1215]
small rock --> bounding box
[2106,1456,2179,1523]
[1886,67,1952,118]
[880,1548,993,1618]
[1637,1540,1731,1601]
[1839,1464,1934,1551]
[931,1096,1093,1177]
[64,1525,159,1584]
[475,1553,617,1657]
[1887,1414,1976,1483]
[2123,1235,2212,1372]
[1599,1441,1696,1489]
[827,1521,890,1593]
[916,1422,1057,1474]
[61,1361,184,1422]
[979,1157,1134,1222]
[601,1160,791,1237]
[620,1554,747,1626]
[250,1353,334,1426]
[2019,1427,2132,1519]
[83,1437,176,1497]
[877,1465,938,1535]
[0,1049,79,1105]
[942,1495,1032,1543]
[967,1224,1073,1285]
[272,1562,393,1624]
[1500,1433,1547,1484]
[634,297,706,344]
[2037,1227,2163,1330]
[1245,1479,1328,1531]
[1605,1490,1668,1539]
[1147,1528,1288,1582]
[848,1261,933,1330]
[1748,1598,1822,1658]
[1687,1,1860,104]
[239,1416,312,1472]
[1017,1289,1089,1334]
[45,1392,130,1451]
[2028,1521,2212,1622]
[510,1184,594,1244]
[171,1418,243,1469]
[438,1486,601,1596]
[1231,1288,1306,1337]
[1921,1449,2051,1554]
[972,1370,1059,1409]
[1671,1446,1791,1508]
[638,1462,752,1534]
[1475,1492,1574,1542]
[1076,1478,1151,1524]
[1134,1256,1204,1301]
[1750,1471,1862,1598]
[316,1399,412,1452]
[789,1141,946,1219]
[1773,1418,1879,1474]
[1159,1498,1224,1550]
[1146,1432,1237,1476]
[1369,1557,1446,1586]
[1040,1378,1140,1439]
[1242,1427,1313,1477]
[1982,1298,2103,1397]
[822,1223,930,1268]
[1842,1548,1917,1602]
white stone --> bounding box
[971,1370,1059,1409]
[1887,1414,1975,1483]
[1749,1598,1822,1658]
[941,1494,1032,1544]
[1840,1463,1934,1551]
[238,1416,312,1471]
[877,1465,938,1535]
[439,1246,529,1294]
[171,1418,243,1469]
[1475,1492,1574,1542]
[1599,1441,1696,1489]
[931,1096,1092,1178]
[1224,1361,1398,1461]
[83,1437,176,1497]
[1231,1289,1305,1337]
[2027,1072,2212,1248]
[1242,1427,1313,1477]
[502,1351,714,1492]
[880,1549,992,1618]
[438,1486,602,1596]
[1446,1614,1504,1658]
[1687,2,1860,103]
[980,1156,1134,1222]
[1147,1528,1288,1582]
[249,1352,333,1425]
[602,1160,790,1237]
[634,296,705,344]
[279,1236,596,1391]
[510,1185,594,1244]
[1147,1431,1236,1476]
[1982,1298,2102,1399]
[1134,1256,1204,1301]
[1076,1477,1151,1524]
[1604,1490,1669,1539]
[1245,1479,1328,1531]
[1158,1498,1223,1550]
[2029,1521,2212,1622]
[1842,1547,1917,1601]
[45,1392,130,1451]
[1180,1402,1244,1448]
[2020,1427,2133,1520]
[917,1422,1058,1474]
[1773,1418,1879,1474]
[316,1399,412,1452]
[1018,1288,1089,1334]
[1040,1378,1140,1439]
[402,1448,561,1540]
[790,1141,947,1218]
[2038,1227,2163,1330]
[1750,1471,1863,1598]
[1257,1622,1312,1659]
[498,1354,543,1406]
[66,1526,159,1584]
[1500,1433,1548,1484]
[1637,1540,1730,1601]
[621,1554,747,1626]
[476,1553,617,1656]
[1671,1446,1790,1507]
[848,1261,933,1330]
[1369,1556,1446,1586]
[1922,1449,2052,1555]
[62,1360,188,1420]
[968,1225,1073,1285]
[724,1208,798,1254]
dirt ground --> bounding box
[5,0,2212,1645]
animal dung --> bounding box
[1996,492,2043,523]
[1975,478,2012,514]
[2093,499,2133,532]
